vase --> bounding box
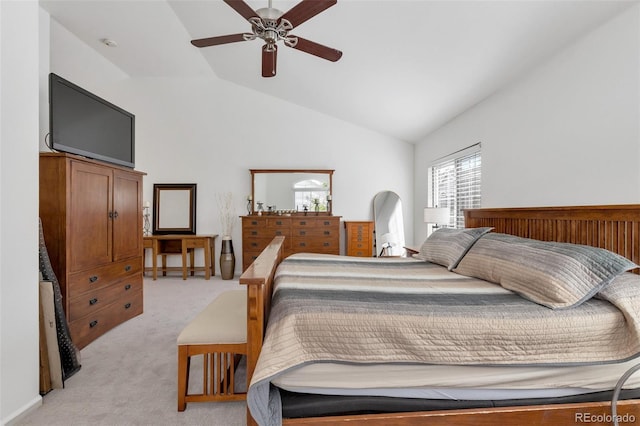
[220,236,235,280]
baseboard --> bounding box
[3,395,42,426]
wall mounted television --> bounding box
[49,73,135,168]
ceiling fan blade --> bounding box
[223,0,259,22]
[280,0,337,28]
[262,44,277,78]
[191,33,248,48]
[288,36,342,62]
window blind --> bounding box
[430,145,481,228]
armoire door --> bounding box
[112,170,142,261]
[69,161,113,272]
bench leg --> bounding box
[177,345,189,411]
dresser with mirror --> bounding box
[241,169,340,271]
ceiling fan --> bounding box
[191,0,342,77]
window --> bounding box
[429,144,481,228]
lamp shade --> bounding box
[423,207,449,225]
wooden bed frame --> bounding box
[239,204,640,425]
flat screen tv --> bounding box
[49,73,135,168]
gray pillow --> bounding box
[414,227,493,270]
[454,233,638,309]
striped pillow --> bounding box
[414,227,493,270]
[454,233,638,309]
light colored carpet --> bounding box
[18,275,247,426]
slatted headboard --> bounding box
[464,204,640,270]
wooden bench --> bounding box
[177,290,247,411]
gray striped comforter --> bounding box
[247,253,640,425]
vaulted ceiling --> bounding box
[39,0,636,143]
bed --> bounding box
[239,204,640,426]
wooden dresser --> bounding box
[241,215,341,271]
[39,153,145,349]
[344,221,375,257]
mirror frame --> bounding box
[152,183,197,235]
[250,169,334,215]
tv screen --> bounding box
[49,73,135,168]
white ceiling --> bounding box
[39,0,636,143]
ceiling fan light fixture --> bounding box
[256,7,283,21]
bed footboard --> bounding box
[239,236,285,426]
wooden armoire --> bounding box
[39,153,145,349]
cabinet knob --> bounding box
[124,303,132,309]
[89,298,98,305]
[89,276,99,283]
[89,320,98,328]
[124,284,132,290]
[124,265,132,272]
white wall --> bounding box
[414,5,640,245]
[0,1,41,424]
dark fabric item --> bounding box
[280,387,640,419]
[38,219,81,381]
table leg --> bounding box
[210,237,216,276]
[152,240,158,281]
[181,239,187,280]
[204,238,211,280]
[190,249,195,276]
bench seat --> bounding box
[177,290,247,411]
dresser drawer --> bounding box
[242,250,263,271]
[243,236,291,252]
[291,227,338,238]
[291,218,318,228]
[291,236,340,253]
[244,227,291,238]
[349,234,372,244]
[266,217,291,229]
[316,218,340,228]
[68,276,142,322]
[68,258,142,298]
[69,289,143,349]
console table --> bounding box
[144,235,218,280]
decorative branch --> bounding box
[216,192,237,237]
